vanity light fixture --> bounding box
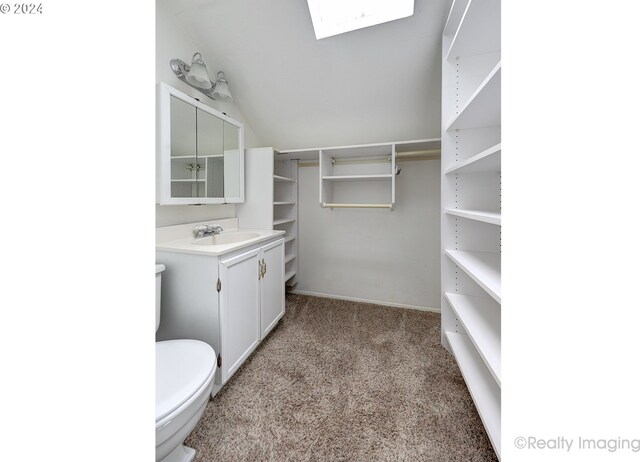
[170,53,233,102]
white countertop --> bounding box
[156,219,285,257]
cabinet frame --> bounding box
[157,82,245,205]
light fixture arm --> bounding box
[170,57,218,100]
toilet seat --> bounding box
[156,339,216,425]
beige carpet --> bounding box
[186,294,497,461]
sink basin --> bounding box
[192,231,260,246]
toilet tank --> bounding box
[155,264,166,333]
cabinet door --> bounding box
[260,239,285,338]
[219,247,261,383]
[196,108,224,199]
[170,96,204,199]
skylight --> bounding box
[307,0,414,40]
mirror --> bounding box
[159,83,244,205]
[170,96,203,198]
[197,108,224,198]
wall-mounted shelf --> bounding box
[276,138,441,161]
[318,143,397,209]
[445,0,501,62]
[273,218,295,226]
[274,139,441,209]
[445,331,501,458]
[445,250,501,303]
[445,144,501,175]
[274,174,295,182]
[445,293,501,384]
[446,62,501,131]
[445,208,501,225]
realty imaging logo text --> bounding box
[514,436,640,453]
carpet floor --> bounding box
[185,294,497,461]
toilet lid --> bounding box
[156,339,216,422]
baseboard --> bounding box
[288,289,441,313]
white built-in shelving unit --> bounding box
[441,0,501,458]
[277,139,440,210]
[237,147,299,289]
[273,156,299,288]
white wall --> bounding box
[296,159,441,311]
[155,0,262,226]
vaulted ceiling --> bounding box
[161,0,451,149]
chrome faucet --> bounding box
[193,224,223,238]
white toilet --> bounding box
[156,264,217,462]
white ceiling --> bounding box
[161,0,451,149]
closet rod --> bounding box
[322,203,393,209]
[396,149,441,159]
[299,149,441,167]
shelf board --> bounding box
[445,0,500,61]
[322,174,392,182]
[445,250,501,303]
[445,331,501,458]
[273,201,296,206]
[170,154,223,159]
[284,235,296,243]
[171,179,205,183]
[284,254,296,264]
[274,174,295,182]
[443,0,468,38]
[285,270,296,282]
[445,144,501,174]
[445,293,501,385]
[170,155,197,160]
[446,209,501,225]
[446,62,501,131]
[276,138,441,161]
[273,218,295,226]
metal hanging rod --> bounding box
[396,149,441,159]
[330,156,389,165]
[297,149,441,167]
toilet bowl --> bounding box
[156,340,216,462]
[156,264,217,462]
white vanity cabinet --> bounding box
[219,238,284,381]
[156,235,285,394]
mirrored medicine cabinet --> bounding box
[157,82,244,205]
